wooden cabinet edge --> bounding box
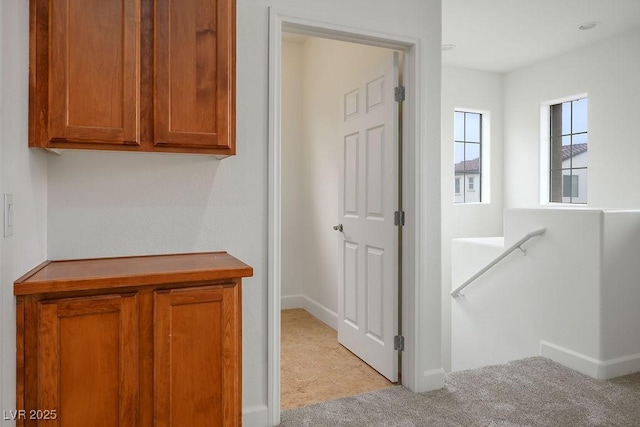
[14,252,253,296]
[28,142,237,157]
[15,299,25,427]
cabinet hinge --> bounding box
[394,335,405,351]
[394,211,405,226]
[394,86,405,102]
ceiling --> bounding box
[442,0,640,72]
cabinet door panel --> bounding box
[48,0,140,146]
[154,285,240,427]
[155,0,235,152]
[37,294,138,426]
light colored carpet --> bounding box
[280,357,640,426]
[281,309,393,410]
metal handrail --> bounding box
[450,228,547,298]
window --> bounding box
[563,175,579,198]
[550,97,587,204]
[454,111,482,203]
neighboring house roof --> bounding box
[454,157,480,173]
[562,143,588,161]
[455,145,586,173]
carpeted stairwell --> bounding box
[280,357,640,426]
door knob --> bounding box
[333,224,343,232]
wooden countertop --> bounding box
[14,252,253,296]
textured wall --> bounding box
[1,0,49,419]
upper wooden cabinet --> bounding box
[29,0,236,156]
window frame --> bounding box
[539,93,588,205]
[454,109,489,204]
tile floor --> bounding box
[280,308,394,410]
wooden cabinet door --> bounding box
[154,0,235,154]
[154,284,241,427]
[34,0,140,147]
[37,294,139,426]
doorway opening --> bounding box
[268,12,420,426]
[279,34,401,409]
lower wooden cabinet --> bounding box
[37,294,139,426]
[155,286,241,426]
[14,252,252,427]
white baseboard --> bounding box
[416,367,445,393]
[281,294,338,330]
[540,340,640,380]
[242,404,268,427]
[281,294,306,310]
[599,353,640,379]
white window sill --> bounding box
[454,201,491,205]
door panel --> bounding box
[365,246,384,342]
[338,51,399,382]
[155,0,235,151]
[49,0,140,146]
[154,285,240,427]
[344,241,359,327]
[343,133,360,217]
[366,76,385,111]
[37,294,139,427]
[344,89,359,119]
[366,126,385,219]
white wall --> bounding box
[600,211,640,364]
[504,28,640,209]
[1,0,49,418]
[441,66,504,371]
[282,38,397,326]
[281,40,305,299]
[453,208,640,379]
[0,0,5,414]
[447,27,640,379]
[40,1,443,425]
[453,209,602,373]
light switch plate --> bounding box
[4,194,13,237]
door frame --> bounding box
[268,9,423,426]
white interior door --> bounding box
[337,51,399,382]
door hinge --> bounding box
[394,86,405,102]
[394,211,405,226]
[394,335,405,351]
